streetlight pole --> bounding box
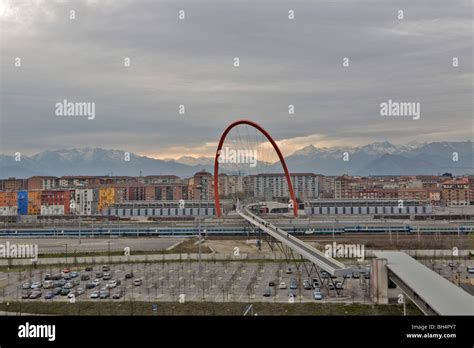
[198,218,202,276]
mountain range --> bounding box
[0,141,472,179]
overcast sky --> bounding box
[0,0,472,159]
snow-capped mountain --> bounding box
[282,141,473,175]
[174,156,214,166]
[0,148,212,178]
[0,141,472,178]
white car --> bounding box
[107,280,118,289]
[90,291,99,299]
[30,281,42,289]
[43,280,54,289]
[133,279,142,286]
[93,279,101,286]
[67,292,77,299]
[313,291,323,300]
[278,282,287,289]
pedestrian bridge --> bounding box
[374,251,473,316]
[238,203,353,277]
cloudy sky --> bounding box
[0,0,472,159]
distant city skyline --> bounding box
[1,0,472,160]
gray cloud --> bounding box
[0,0,472,158]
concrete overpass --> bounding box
[372,251,473,315]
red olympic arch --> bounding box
[213,119,298,218]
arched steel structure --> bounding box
[213,119,298,218]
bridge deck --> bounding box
[375,251,473,315]
[239,207,352,277]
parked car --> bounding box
[30,281,42,289]
[81,274,90,281]
[58,279,67,286]
[278,282,287,289]
[364,272,370,279]
[90,291,100,299]
[313,291,323,300]
[303,280,312,290]
[64,282,74,289]
[99,291,109,299]
[43,280,54,289]
[22,282,31,289]
[102,265,110,272]
[107,280,118,289]
[328,283,335,290]
[288,289,297,297]
[62,273,71,280]
[125,272,134,279]
[263,288,272,297]
[467,266,474,274]
[67,291,77,299]
[86,282,96,289]
[289,279,298,290]
[112,289,123,299]
[51,274,62,281]
[29,291,42,299]
[321,271,329,278]
[352,272,360,279]
[60,288,71,296]
[133,279,142,286]
[76,288,85,296]
[85,266,93,272]
[53,287,62,296]
[21,291,31,299]
[268,281,275,287]
[70,272,79,278]
[103,273,111,281]
[44,274,52,281]
[95,272,103,278]
[335,281,343,289]
[286,267,293,274]
[93,279,101,286]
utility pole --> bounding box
[198,218,202,276]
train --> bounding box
[0,224,472,237]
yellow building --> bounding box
[98,188,116,212]
[27,191,41,215]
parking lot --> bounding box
[2,258,471,305]
[0,261,374,304]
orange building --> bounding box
[27,191,42,215]
[0,191,17,206]
[98,188,116,212]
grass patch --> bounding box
[0,301,422,316]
